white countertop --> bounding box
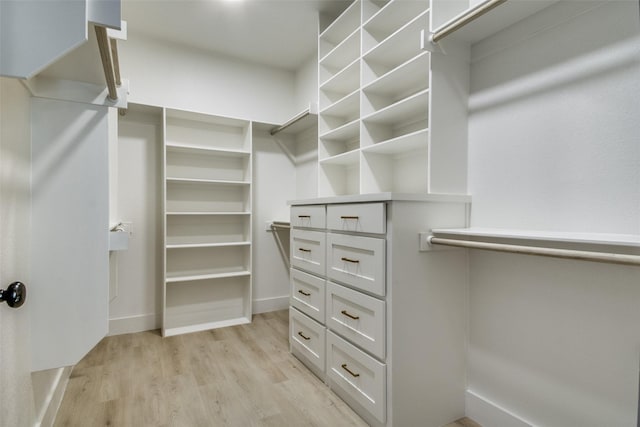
[288,192,472,205]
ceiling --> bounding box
[122,0,352,71]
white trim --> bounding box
[252,295,289,314]
[466,390,533,427]
[108,313,158,336]
[34,366,72,427]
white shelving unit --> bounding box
[162,108,252,337]
[317,0,465,197]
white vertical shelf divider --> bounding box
[317,0,462,197]
[162,108,252,337]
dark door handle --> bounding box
[0,282,26,308]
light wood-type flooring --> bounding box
[54,310,479,427]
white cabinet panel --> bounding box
[291,229,326,277]
[31,98,109,370]
[290,269,326,324]
[290,308,326,376]
[327,202,386,234]
[291,205,326,229]
[326,233,385,296]
[327,331,386,424]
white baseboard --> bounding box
[108,313,158,336]
[466,390,533,427]
[252,295,289,314]
[34,366,72,427]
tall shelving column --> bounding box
[360,0,431,194]
[162,108,252,337]
[318,0,362,197]
[317,0,468,197]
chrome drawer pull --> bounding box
[298,331,311,341]
[340,216,359,220]
[298,215,311,218]
[298,289,311,296]
[341,363,360,378]
[299,248,311,252]
[341,257,359,263]
[341,310,359,320]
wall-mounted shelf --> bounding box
[431,0,560,44]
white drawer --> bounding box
[291,229,326,277]
[327,331,386,424]
[326,282,385,359]
[290,269,326,324]
[290,308,325,376]
[326,233,386,297]
[327,203,385,234]
[291,205,326,229]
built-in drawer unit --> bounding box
[327,331,386,424]
[326,281,385,359]
[291,229,326,277]
[290,268,326,324]
[290,307,326,377]
[327,202,386,234]
[326,232,386,296]
[291,205,326,229]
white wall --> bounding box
[294,53,318,113]
[120,32,297,124]
[109,108,163,334]
[252,129,297,313]
[466,2,640,425]
[0,77,35,426]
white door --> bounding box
[0,78,36,425]
[30,97,110,371]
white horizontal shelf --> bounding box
[362,89,429,125]
[319,149,360,166]
[433,0,560,43]
[320,58,360,94]
[163,316,251,337]
[363,51,430,96]
[362,128,429,155]
[319,28,360,71]
[319,0,361,45]
[431,227,640,249]
[363,0,429,48]
[319,118,359,142]
[320,89,359,118]
[363,9,429,68]
[166,241,251,249]
[166,143,250,157]
[166,270,251,283]
[166,177,250,186]
[166,211,251,216]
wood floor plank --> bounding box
[54,310,477,427]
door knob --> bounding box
[0,282,26,308]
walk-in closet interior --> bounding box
[1,0,639,426]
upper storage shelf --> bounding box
[430,0,560,44]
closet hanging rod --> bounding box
[427,236,640,266]
[270,109,310,136]
[431,0,508,43]
[95,25,120,101]
[270,222,291,230]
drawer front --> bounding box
[290,308,325,375]
[326,282,385,359]
[290,269,326,324]
[291,229,326,277]
[327,203,385,234]
[326,233,385,296]
[327,331,386,424]
[291,205,326,229]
